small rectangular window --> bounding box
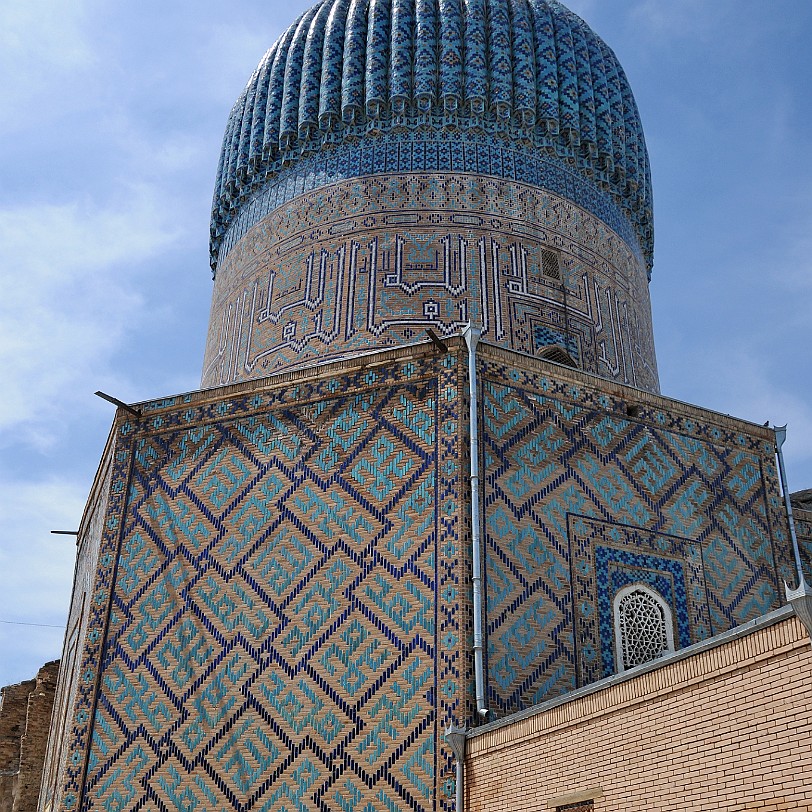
[541,248,562,280]
[548,788,602,810]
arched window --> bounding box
[613,584,675,672]
[537,345,578,368]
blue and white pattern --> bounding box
[57,352,466,812]
[480,355,793,714]
[214,136,644,274]
[211,0,653,274]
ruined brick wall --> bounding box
[467,613,812,812]
[13,662,59,812]
[0,679,34,812]
[0,661,59,812]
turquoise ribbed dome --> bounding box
[211,0,653,272]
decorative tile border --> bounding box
[56,350,468,812]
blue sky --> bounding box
[1,0,810,687]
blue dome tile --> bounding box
[211,0,654,273]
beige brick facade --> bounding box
[38,439,114,812]
[466,612,812,812]
[203,174,659,394]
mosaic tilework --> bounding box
[203,174,658,395]
[214,138,643,274]
[55,436,135,812]
[795,506,812,584]
[211,0,654,272]
[55,351,468,812]
[533,326,579,362]
[38,454,115,812]
[480,350,792,715]
[569,518,704,682]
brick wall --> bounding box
[203,173,658,394]
[466,612,812,812]
[0,679,34,812]
[14,662,59,812]
[38,439,114,812]
[479,344,793,715]
[39,339,804,812]
[0,661,59,812]
[45,343,470,812]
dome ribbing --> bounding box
[210,0,653,273]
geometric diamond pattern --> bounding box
[797,507,812,584]
[482,357,790,716]
[54,345,793,812]
[60,352,466,812]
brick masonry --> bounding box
[50,343,470,812]
[0,660,59,812]
[466,613,812,812]
[203,174,658,395]
[40,339,799,812]
[204,0,659,397]
[0,680,33,812]
[33,0,811,807]
[479,344,793,716]
[38,444,114,812]
[792,499,812,584]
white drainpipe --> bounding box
[463,323,489,718]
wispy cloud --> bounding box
[0,475,85,685]
[0,0,92,70]
[0,187,177,448]
[708,351,812,483]
[0,0,96,132]
[661,327,812,489]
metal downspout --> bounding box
[445,726,467,812]
[775,426,808,585]
[774,425,812,640]
[455,757,463,812]
[463,323,489,718]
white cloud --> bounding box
[0,477,84,610]
[0,0,96,131]
[0,187,178,448]
[0,475,84,685]
[665,339,812,488]
[99,111,211,177]
[0,0,92,68]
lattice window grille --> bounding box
[541,248,562,280]
[613,585,675,672]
